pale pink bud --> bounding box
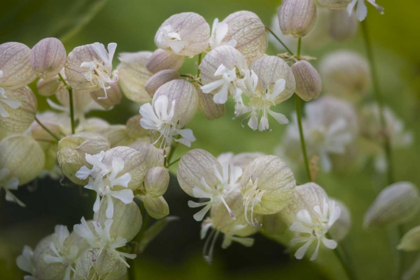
[291,60,322,101]
[146,49,185,74]
[30,38,66,79]
[278,0,317,38]
[145,69,181,96]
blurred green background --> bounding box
[1,0,420,279]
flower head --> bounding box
[209,18,236,50]
[73,218,136,267]
[290,198,341,261]
[347,0,384,22]
[76,151,133,218]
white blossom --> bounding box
[156,25,186,54]
[0,168,24,206]
[16,246,37,280]
[209,18,236,50]
[140,95,196,148]
[347,0,384,21]
[290,198,341,261]
[73,218,136,267]
[188,162,242,221]
[76,152,133,218]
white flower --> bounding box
[156,25,186,54]
[240,73,289,131]
[347,0,384,21]
[201,64,244,105]
[140,95,196,148]
[188,162,242,221]
[0,75,21,117]
[80,43,118,98]
[73,217,136,267]
[0,168,24,207]
[43,225,79,280]
[76,152,133,218]
[16,246,37,280]
[209,18,236,50]
[290,198,341,261]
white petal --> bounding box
[294,239,314,260]
[112,189,134,204]
[268,110,289,125]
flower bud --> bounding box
[126,115,149,139]
[77,117,109,133]
[320,51,370,101]
[364,182,420,228]
[329,199,351,241]
[0,135,45,185]
[37,75,61,96]
[155,12,210,57]
[197,87,225,120]
[398,225,420,252]
[329,10,357,41]
[129,141,164,169]
[102,146,148,190]
[145,69,181,96]
[74,248,126,280]
[0,86,37,133]
[292,60,322,101]
[90,82,122,109]
[153,79,198,127]
[30,38,66,79]
[146,49,185,74]
[95,198,142,241]
[145,167,170,198]
[117,51,153,103]
[0,42,36,90]
[98,125,134,147]
[137,194,169,219]
[278,0,317,38]
[317,0,352,10]
[57,132,110,185]
[222,11,267,64]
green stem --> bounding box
[35,117,60,141]
[333,241,358,280]
[197,53,202,77]
[297,37,302,59]
[58,73,75,134]
[165,145,177,167]
[167,157,180,168]
[265,26,294,55]
[295,94,312,182]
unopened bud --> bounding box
[57,132,110,185]
[137,194,169,219]
[30,38,66,79]
[117,51,153,103]
[278,0,317,38]
[0,42,36,90]
[90,82,122,109]
[145,167,170,198]
[292,60,322,101]
[98,125,133,147]
[146,49,185,74]
[0,135,45,185]
[329,10,357,41]
[197,87,225,120]
[129,141,164,169]
[0,87,37,133]
[364,182,420,228]
[145,69,181,96]
[398,225,420,252]
[317,0,352,10]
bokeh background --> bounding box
[1,0,420,279]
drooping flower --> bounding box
[140,80,198,149]
[209,18,236,50]
[200,45,248,105]
[16,246,36,280]
[290,198,341,260]
[43,225,79,280]
[76,151,133,218]
[73,218,136,267]
[0,168,24,206]
[178,149,243,221]
[347,0,384,22]
[65,42,118,95]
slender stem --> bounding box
[165,145,177,167]
[197,53,202,77]
[34,117,60,141]
[333,241,358,280]
[167,158,180,168]
[295,95,312,182]
[297,37,302,59]
[361,20,401,279]
[265,26,294,55]
[58,73,75,134]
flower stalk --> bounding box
[58,73,75,134]
[34,117,60,142]
[265,26,293,55]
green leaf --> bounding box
[0,0,108,46]
[138,216,179,254]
